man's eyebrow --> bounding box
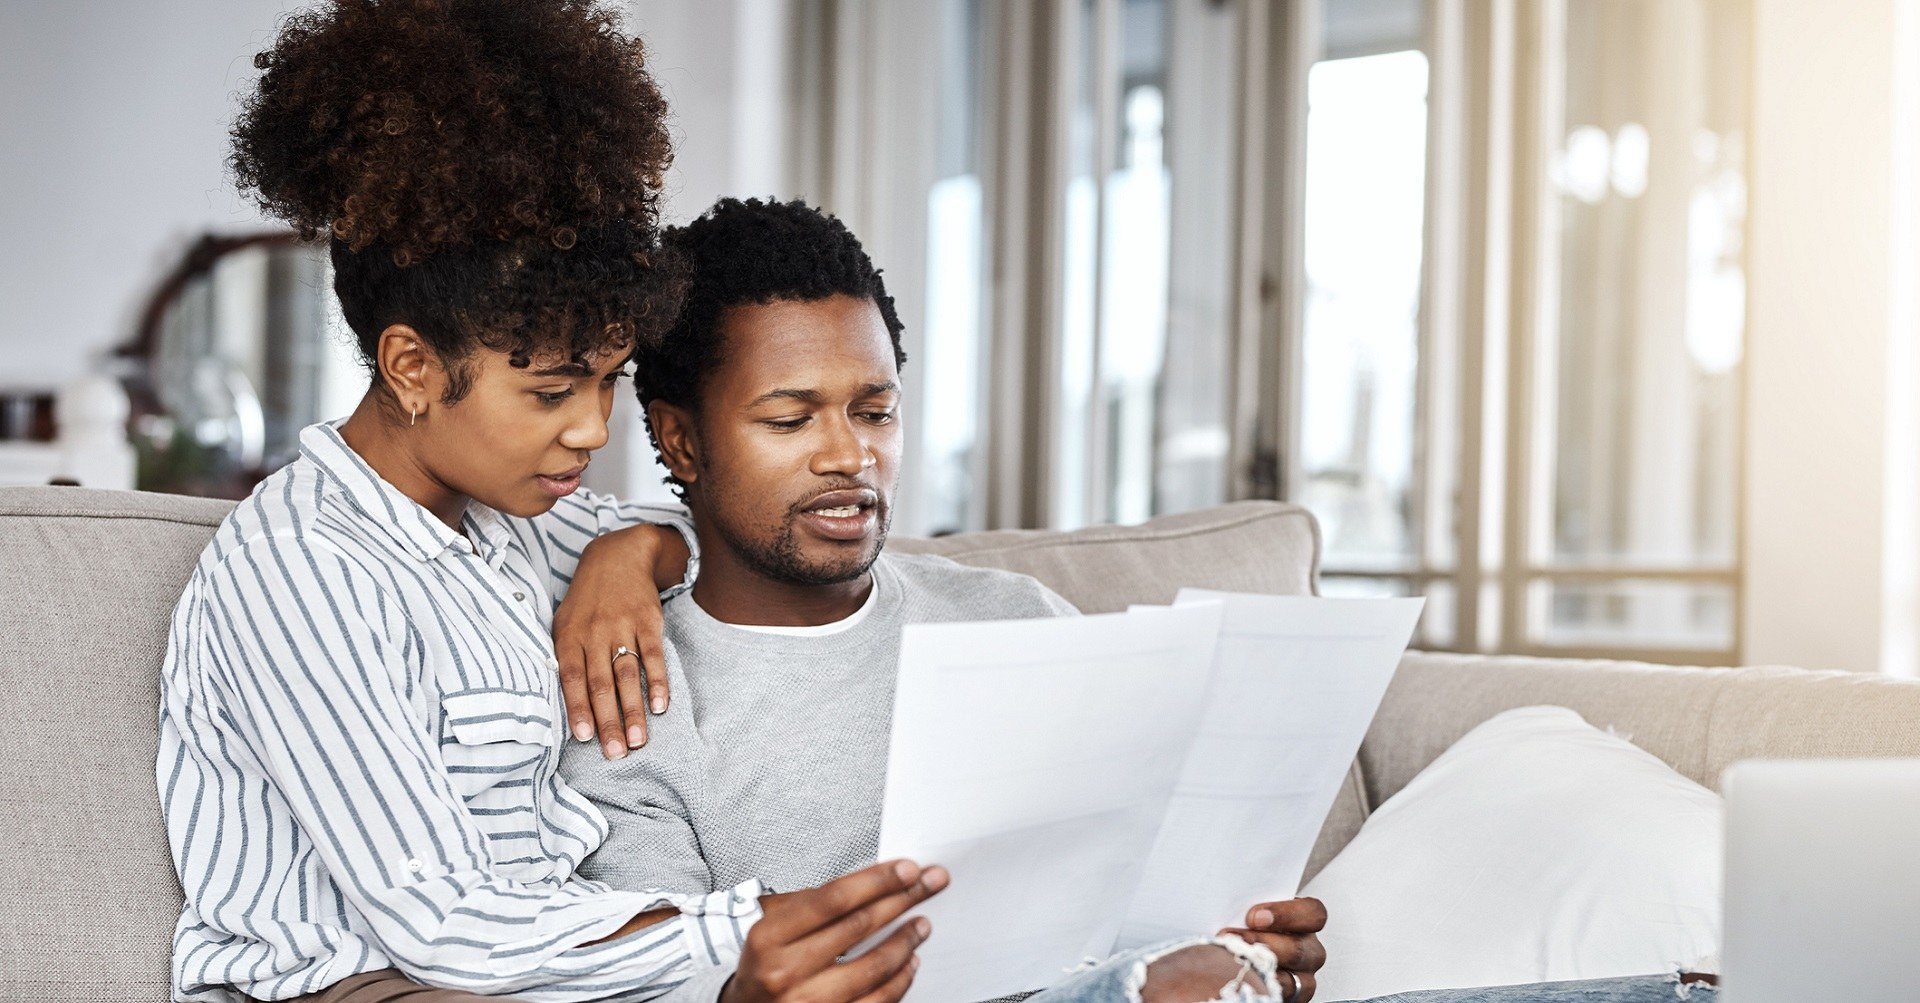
[745,381,901,408]
[746,387,825,407]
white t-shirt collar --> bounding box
[725,575,880,637]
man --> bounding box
[560,198,1326,1003]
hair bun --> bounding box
[231,0,672,264]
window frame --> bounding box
[809,0,1747,664]
[1298,0,1746,664]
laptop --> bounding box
[1719,758,1920,1002]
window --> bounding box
[909,0,1244,534]
[1299,5,1431,589]
[1306,0,1748,661]
[920,0,992,536]
[1526,0,1748,657]
[826,0,1748,661]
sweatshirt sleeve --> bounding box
[563,648,722,897]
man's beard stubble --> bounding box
[718,494,893,586]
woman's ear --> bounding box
[374,325,442,417]
[647,400,700,487]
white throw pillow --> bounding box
[1301,706,1722,1002]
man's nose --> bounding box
[811,413,876,476]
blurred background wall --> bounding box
[6,0,1920,676]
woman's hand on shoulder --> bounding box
[553,523,688,759]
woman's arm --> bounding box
[531,490,696,757]
[171,536,748,998]
[556,525,686,758]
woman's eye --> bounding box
[603,371,627,386]
[535,389,574,405]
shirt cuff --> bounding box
[658,521,700,601]
[675,879,765,969]
[657,964,738,1003]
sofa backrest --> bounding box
[1366,651,1920,808]
[888,501,1321,611]
[13,484,1920,999]
[0,488,1332,1000]
[1,487,233,1002]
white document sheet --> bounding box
[1114,591,1424,949]
[876,603,1226,1003]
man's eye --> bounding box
[535,389,574,405]
[764,417,808,431]
[862,411,895,425]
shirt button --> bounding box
[546,656,559,671]
[406,858,423,873]
[513,591,526,602]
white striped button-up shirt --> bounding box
[157,421,759,1002]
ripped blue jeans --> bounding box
[1346,975,1715,1003]
[1024,935,1291,1003]
[1023,937,1710,1003]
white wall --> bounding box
[0,1,295,388]
[1743,0,1920,675]
[0,0,793,501]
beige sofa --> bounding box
[5,486,1919,1003]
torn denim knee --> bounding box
[1665,967,1719,1000]
[1120,934,1284,1003]
[1027,934,1289,1003]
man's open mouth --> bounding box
[796,489,881,541]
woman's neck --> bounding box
[338,394,468,531]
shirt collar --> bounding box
[298,420,502,563]
[460,502,515,564]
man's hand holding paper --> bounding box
[876,591,1422,1002]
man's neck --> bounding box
[690,548,874,627]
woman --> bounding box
[159,3,938,1001]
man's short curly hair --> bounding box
[634,197,907,499]
[635,197,907,416]
[231,0,683,402]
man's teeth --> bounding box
[814,505,861,517]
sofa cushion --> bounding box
[1306,707,1723,1001]
[0,487,231,1003]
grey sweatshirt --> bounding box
[562,552,1077,896]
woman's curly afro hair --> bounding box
[231,0,684,401]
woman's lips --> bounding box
[536,468,585,498]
